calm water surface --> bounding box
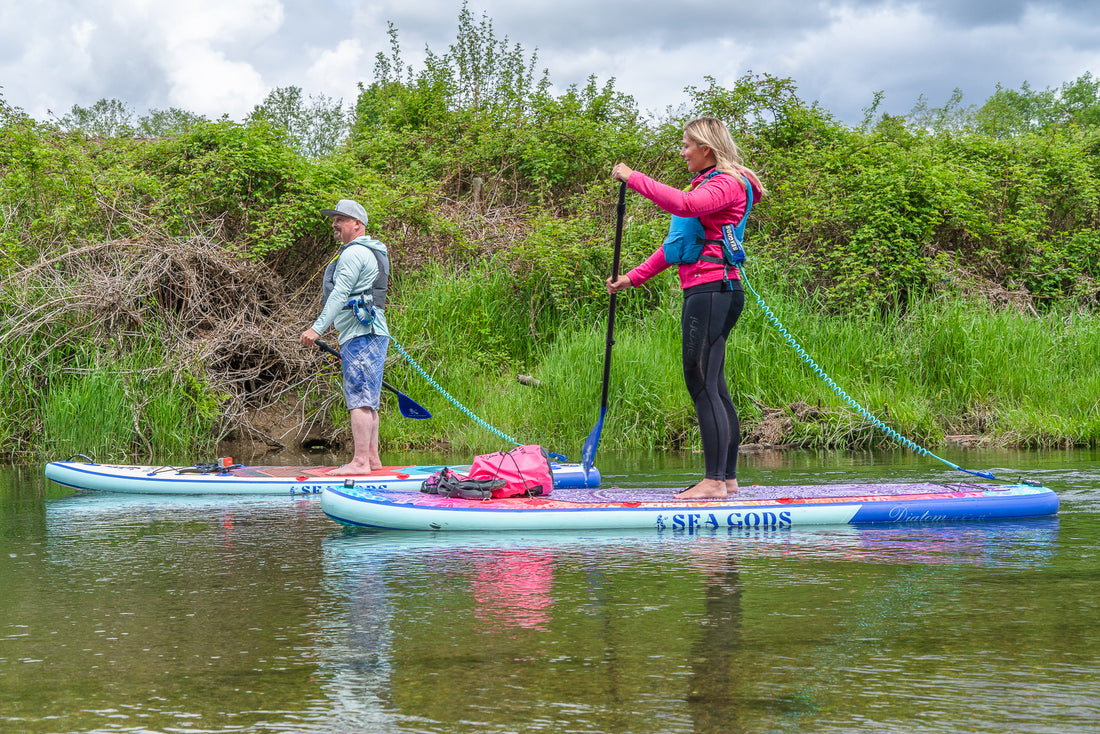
[1,448,1098,733]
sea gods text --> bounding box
[669,510,792,530]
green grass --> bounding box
[42,363,135,462]
[7,258,1100,462]
[380,264,1100,455]
[31,341,222,463]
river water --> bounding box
[2,447,1098,733]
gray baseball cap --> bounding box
[321,199,368,225]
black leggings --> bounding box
[681,283,745,480]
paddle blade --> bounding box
[395,392,431,420]
[381,381,431,420]
[581,405,607,474]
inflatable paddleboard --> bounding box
[321,480,1058,531]
[43,460,600,495]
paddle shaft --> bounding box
[315,339,408,403]
[580,182,628,471]
[598,182,627,410]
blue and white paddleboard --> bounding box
[43,460,600,495]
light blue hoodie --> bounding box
[311,236,390,344]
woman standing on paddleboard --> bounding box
[609,117,765,500]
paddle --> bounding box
[581,182,627,474]
[315,339,431,419]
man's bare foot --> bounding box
[725,478,740,495]
[326,461,374,476]
[673,479,728,500]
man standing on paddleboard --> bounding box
[300,199,391,475]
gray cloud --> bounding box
[2,0,1098,125]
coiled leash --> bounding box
[735,265,997,481]
[352,306,568,462]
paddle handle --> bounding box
[611,182,625,281]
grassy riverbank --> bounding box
[374,261,1100,460]
[19,253,1100,464]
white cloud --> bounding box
[108,0,284,45]
[104,0,286,117]
[305,39,367,106]
[771,4,942,115]
[162,46,269,118]
[70,19,98,51]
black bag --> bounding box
[420,467,505,500]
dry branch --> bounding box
[0,228,340,450]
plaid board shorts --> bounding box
[339,334,390,410]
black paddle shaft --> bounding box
[314,339,423,413]
[598,183,627,409]
[315,339,341,360]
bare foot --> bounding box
[326,461,374,476]
[725,478,740,495]
[673,479,728,500]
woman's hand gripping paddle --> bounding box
[315,339,431,419]
[582,182,627,475]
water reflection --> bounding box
[317,517,1064,731]
[323,517,1060,570]
[680,538,749,732]
[21,491,332,732]
[763,517,1060,568]
[471,549,555,630]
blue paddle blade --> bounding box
[394,392,431,420]
[383,381,431,420]
[581,406,607,474]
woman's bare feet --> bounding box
[673,478,728,500]
[725,478,739,495]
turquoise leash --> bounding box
[362,315,569,462]
[352,261,995,479]
[735,265,997,481]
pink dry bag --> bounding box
[468,444,554,498]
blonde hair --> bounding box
[684,117,766,195]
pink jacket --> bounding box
[625,168,763,290]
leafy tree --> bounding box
[57,98,205,138]
[350,2,645,211]
[136,107,206,137]
[248,85,348,158]
[686,73,840,143]
[60,98,135,136]
[1055,72,1100,127]
[972,73,1100,138]
[440,2,544,113]
[906,88,975,133]
[0,87,21,123]
[971,81,1058,138]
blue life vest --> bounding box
[661,171,754,267]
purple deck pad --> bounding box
[547,481,992,504]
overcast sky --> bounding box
[3,0,1099,127]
